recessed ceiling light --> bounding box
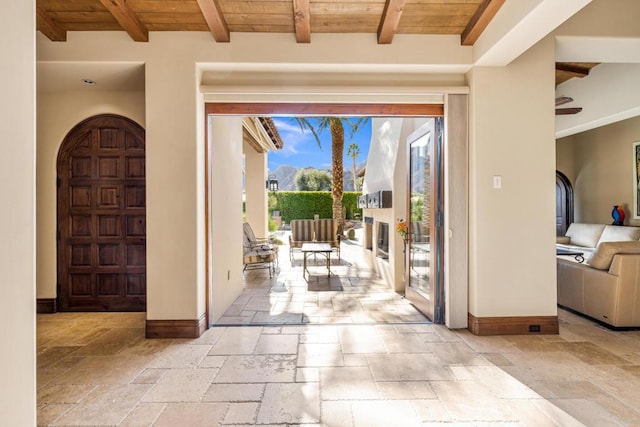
[81,79,96,86]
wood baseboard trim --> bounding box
[146,314,207,339]
[37,298,57,314]
[468,313,559,336]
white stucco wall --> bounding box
[36,28,563,325]
[36,90,145,299]
[467,36,557,318]
[1,1,36,424]
[210,117,244,321]
[243,141,268,238]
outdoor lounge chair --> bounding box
[289,219,315,261]
[314,218,341,260]
[242,222,277,277]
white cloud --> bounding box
[273,118,317,157]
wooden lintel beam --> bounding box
[461,0,506,46]
[555,63,591,78]
[36,6,67,41]
[293,0,311,43]
[196,0,230,43]
[377,0,407,44]
[99,0,148,42]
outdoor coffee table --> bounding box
[301,242,332,279]
[556,248,585,263]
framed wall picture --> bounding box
[634,142,640,219]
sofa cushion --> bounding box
[565,223,606,248]
[588,241,640,270]
[596,225,640,245]
[556,236,571,244]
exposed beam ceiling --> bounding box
[377,0,407,45]
[196,0,230,43]
[35,0,500,46]
[98,0,148,42]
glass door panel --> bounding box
[405,118,444,323]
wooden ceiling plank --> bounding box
[98,0,149,41]
[36,6,67,41]
[461,0,505,46]
[377,0,408,44]
[196,0,230,42]
[293,0,311,43]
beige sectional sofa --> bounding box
[556,223,640,327]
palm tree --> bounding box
[295,117,368,233]
[346,142,360,191]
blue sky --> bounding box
[268,117,371,171]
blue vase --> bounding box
[612,205,623,226]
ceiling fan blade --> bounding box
[556,107,582,115]
[555,96,574,106]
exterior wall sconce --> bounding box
[266,174,278,192]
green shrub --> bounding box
[275,191,363,222]
[268,217,278,232]
[347,228,356,240]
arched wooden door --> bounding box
[57,114,146,311]
[556,171,574,236]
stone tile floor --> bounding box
[218,237,429,325]
[37,309,640,426]
[37,236,640,426]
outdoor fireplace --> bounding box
[376,221,389,259]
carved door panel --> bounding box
[58,115,146,311]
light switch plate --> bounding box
[493,175,502,189]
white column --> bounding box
[243,141,268,237]
[0,0,36,424]
[467,37,557,318]
[145,58,204,322]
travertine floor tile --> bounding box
[430,380,516,422]
[147,344,211,369]
[351,400,421,427]
[142,368,218,402]
[298,343,344,367]
[208,327,262,355]
[376,381,436,399]
[202,383,265,402]
[254,333,299,354]
[321,400,353,427]
[224,402,259,424]
[214,355,296,383]
[320,367,379,400]
[256,383,320,424]
[37,384,96,404]
[53,384,150,426]
[119,402,165,426]
[152,402,228,427]
[367,353,452,381]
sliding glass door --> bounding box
[405,118,444,323]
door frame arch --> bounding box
[556,170,574,236]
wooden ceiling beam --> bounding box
[99,0,148,42]
[377,0,407,44]
[555,63,591,78]
[36,6,67,41]
[461,0,506,46]
[196,0,230,42]
[293,0,311,43]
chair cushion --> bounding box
[588,241,640,270]
[290,219,315,243]
[315,219,338,243]
[565,223,606,248]
[597,225,640,245]
[243,249,275,264]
